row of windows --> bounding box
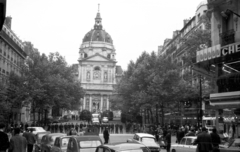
[0,41,24,65]
[2,26,24,49]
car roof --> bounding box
[71,136,102,142]
[44,133,66,137]
[28,127,44,129]
[101,142,146,151]
[183,136,197,139]
[135,133,155,138]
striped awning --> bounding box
[210,91,240,108]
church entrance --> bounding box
[92,94,101,113]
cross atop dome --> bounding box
[94,4,102,30]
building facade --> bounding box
[0,17,28,123]
[196,0,240,137]
[78,10,122,113]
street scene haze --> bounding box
[0,0,240,152]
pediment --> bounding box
[82,53,116,63]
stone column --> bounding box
[83,96,86,109]
[90,95,92,112]
[107,95,109,110]
[100,95,103,112]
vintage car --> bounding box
[127,133,161,152]
[27,127,46,134]
[96,142,151,152]
[34,131,51,152]
[50,136,71,152]
[40,133,66,152]
[66,136,103,152]
[171,136,197,152]
[219,138,240,152]
[102,117,109,123]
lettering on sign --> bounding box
[221,42,240,56]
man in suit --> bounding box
[210,128,221,152]
[9,128,27,152]
[23,128,36,152]
[194,127,212,152]
[103,127,110,144]
[0,123,9,152]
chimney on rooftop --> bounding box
[183,19,190,26]
[5,16,12,29]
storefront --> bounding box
[195,41,240,137]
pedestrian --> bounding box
[0,123,10,152]
[194,127,212,152]
[9,128,27,152]
[165,129,171,152]
[103,127,110,144]
[210,128,221,152]
[23,128,36,152]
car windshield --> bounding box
[61,138,70,147]
[141,137,155,143]
[79,140,101,148]
[228,139,240,148]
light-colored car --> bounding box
[127,133,161,152]
[40,133,66,152]
[171,136,197,152]
[96,142,151,152]
[92,117,100,124]
[27,127,46,135]
[34,131,51,152]
[66,135,103,152]
[50,136,71,152]
[102,117,109,123]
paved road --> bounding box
[99,134,177,152]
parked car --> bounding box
[219,138,240,152]
[50,136,71,152]
[27,127,46,135]
[66,135,103,152]
[170,136,197,152]
[127,133,161,152]
[40,133,66,152]
[102,117,109,123]
[96,142,151,152]
[92,117,100,124]
[34,131,51,152]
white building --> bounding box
[78,9,122,113]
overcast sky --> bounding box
[6,0,204,70]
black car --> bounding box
[95,142,151,152]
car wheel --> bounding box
[171,149,176,152]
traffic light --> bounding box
[0,0,6,31]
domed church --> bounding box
[78,7,122,113]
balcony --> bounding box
[220,29,235,46]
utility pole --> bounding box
[198,75,203,128]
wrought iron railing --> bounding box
[220,29,235,46]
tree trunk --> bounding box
[161,102,164,126]
[150,108,153,124]
[144,109,147,124]
[156,104,158,125]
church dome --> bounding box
[83,29,113,44]
[82,11,113,44]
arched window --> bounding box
[84,53,88,58]
[93,66,101,80]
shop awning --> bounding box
[210,91,240,108]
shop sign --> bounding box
[221,42,240,57]
[196,44,221,63]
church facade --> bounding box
[78,10,122,113]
